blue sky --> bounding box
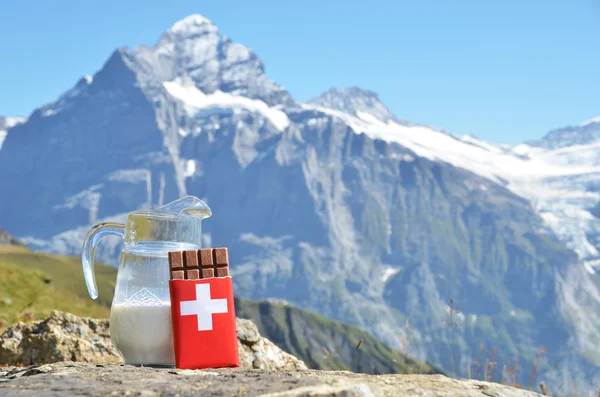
[0,0,598,144]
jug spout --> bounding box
[158,196,212,220]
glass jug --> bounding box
[81,196,211,366]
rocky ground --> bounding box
[0,362,543,397]
[0,311,543,396]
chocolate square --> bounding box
[201,268,215,279]
[199,248,214,266]
[184,250,199,268]
[171,270,185,280]
[186,269,200,280]
[215,267,230,277]
[213,248,229,266]
[168,251,184,270]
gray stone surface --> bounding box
[0,311,306,371]
[0,362,543,397]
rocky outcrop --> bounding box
[0,311,120,365]
[0,227,23,246]
[236,318,306,370]
[0,311,306,370]
[0,362,543,397]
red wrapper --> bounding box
[169,277,239,369]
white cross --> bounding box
[180,284,228,331]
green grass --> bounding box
[0,245,117,307]
[0,254,110,330]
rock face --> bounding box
[0,362,543,397]
[236,318,307,370]
[0,311,306,370]
[0,227,23,246]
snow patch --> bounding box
[169,14,214,33]
[183,159,196,177]
[41,76,92,118]
[3,117,25,129]
[0,117,26,150]
[303,104,599,183]
[580,116,600,127]
[583,260,598,275]
[107,169,151,182]
[381,267,399,283]
[52,184,103,224]
[164,78,290,131]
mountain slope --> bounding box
[0,14,598,392]
[0,116,26,150]
[0,245,431,374]
[234,298,439,375]
[0,246,110,330]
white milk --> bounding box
[109,303,175,366]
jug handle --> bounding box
[81,222,125,299]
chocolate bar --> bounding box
[168,246,239,369]
[169,248,230,280]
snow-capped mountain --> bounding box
[309,87,398,123]
[303,102,600,275]
[0,116,26,150]
[0,14,599,392]
[529,117,600,149]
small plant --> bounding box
[398,318,411,356]
[527,346,546,391]
[21,310,35,322]
[442,298,462,377]
[503,358,520,387]
[322,347,330,360]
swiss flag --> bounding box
[169,278,239,369]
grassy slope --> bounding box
[0,246,110,329]
[234,298,440,374]
[0,245,437,374]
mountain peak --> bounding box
[309,87,394,122]
[126,14,295,107]
[530,118,600,149]
[166,14,217,37]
